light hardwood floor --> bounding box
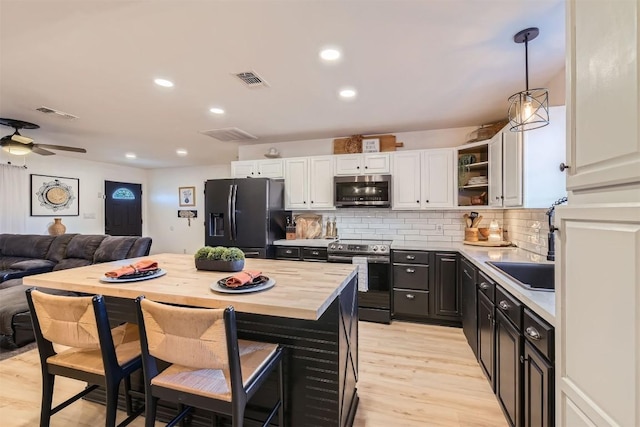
[0,321,506,427]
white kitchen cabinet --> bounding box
[488,134,503,207]
[231,159,284,179]
[392,149,454,209]
[284,158,308,209]
[284,156,334,210]
[308,156,334,209]
[334,153,390,175]
[421,149,454,207]
[557,2,640,426]
[565,0,640,193]
[501,129,523,207]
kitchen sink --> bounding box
[486,262,554,292]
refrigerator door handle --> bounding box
[231,184,238,241]
[227,185,234,241]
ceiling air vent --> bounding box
[233,70,269,88]
[36,106,79,120]
[200,127,258,142]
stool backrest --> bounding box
[139,298,229,370]
[29,290,101,349]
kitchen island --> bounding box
[23,253,359,427]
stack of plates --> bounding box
[467,176,488,185]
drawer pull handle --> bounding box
[312,251,319,255]
[406,255,415,260]
[487,313,492,320]
[285,250,292,254]
[479,282,490,290]
[525,326,541,340]
[498,300,509,310]
[405,294,415,300]
[406,268,415,274]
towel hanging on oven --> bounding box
[352,256,368,292]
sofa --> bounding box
[0,233,152,348]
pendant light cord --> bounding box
[524,35,529,92]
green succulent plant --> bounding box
[221,247,245,261]
[194,246,245,261]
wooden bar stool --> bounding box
[26,288,144,427]
[135,296,284,427]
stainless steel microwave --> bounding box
[334,175,391,207]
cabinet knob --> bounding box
[559,163,570,172]
[311,201,314,203]
[498,300,509,310]
[416,200,420,204]
[406,255,415,260]
[405,294,415,300]
[303,201,306,204]
[312,251,319,255]
[495,196,500,200]
[365,165,368,169]
[406,268,415,274]
[425,200,429,203]
[488,313,492,320]
[285,250,292,254]
[258,171,261,175]
[357,166,360,169]
[525,326,541,340]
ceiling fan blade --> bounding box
[32,146,55,156]
[11,134,33,144]
[35,143,87,153]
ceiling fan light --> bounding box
[11,133,32,144]
[508,88,549,131]
[2,142,31,155]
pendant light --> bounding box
[508,27,549,132]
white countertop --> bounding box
[391,240,556,326]
[274,238,337,247]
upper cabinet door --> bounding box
[284,158,309,210]
[421,149,454,208]
[309,156,335,209]
[392,152,421,209]
[566,0,640,192]
[334,155,363,175]
[257,159,284,179]
[363,153,391,174]
[231,161,256,178]
[502,130,523,207]
[488,134,503,207]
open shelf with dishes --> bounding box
[457,141,489,206]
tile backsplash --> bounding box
[502,209,550,257]
[294,209,504,243]
[294,208,551,257]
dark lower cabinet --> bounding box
[495,309,523,427]
[460,256,478,357]
[432,252,460,319]
[523,341,554,427]
[477,291,495,390]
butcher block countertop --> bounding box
[23,253,357,321]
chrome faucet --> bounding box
[545,197,568,261]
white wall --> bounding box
[238,127,478,161]
[545,67,566,106]
[146,164,231,254]
[0,153,148,235]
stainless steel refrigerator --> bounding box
[204,178,288,258]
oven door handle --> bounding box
[327,255,390,264]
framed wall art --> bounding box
[30,174,80,216]
[179,186,196,207]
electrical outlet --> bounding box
[183,249,187,254]
[436,224,443,231]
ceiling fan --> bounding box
[0,118,87,156]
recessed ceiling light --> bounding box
[125,153,137,159]
[320,48,341,61]
[176,149,188,156]
[154,78,174,88]
[209,107,225,114]
[339,88,357,99]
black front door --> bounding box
[104,180,142,236]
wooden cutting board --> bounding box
[295,214,323,239]
[333,134,403,154]
[463,240,513,247]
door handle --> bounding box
[498,300,509,310]
[227,185,233,240]
[231,184,238,240]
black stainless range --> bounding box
[327,239,392,324]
